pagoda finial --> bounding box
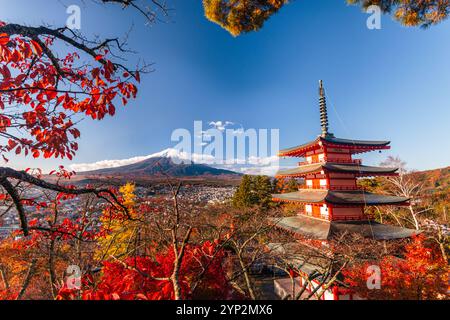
[319,80,331,137]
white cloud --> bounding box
[208,121,236,132]
[71,155,151,172]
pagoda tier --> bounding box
[279,135,391,158]
[272,189,408,221]
[276,162,399,179]
[267,242,357,300]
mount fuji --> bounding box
[73,149,242,178]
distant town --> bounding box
[0,183,237,238]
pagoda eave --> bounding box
[278,144,319,158]
[272,197,409,208]
[272,197,324,205]
[275,163,399,179]
[272,190,410,206]
[279,136,391,158]
[268,216,420,240]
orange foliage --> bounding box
[344,235,449,300]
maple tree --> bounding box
[0,0,175,240]
[0,1,174,300]
[0,19,145,235]
[53,180,238,301]
[343,235,449,300]
[0,181,103,300]
[0,0,172,237]
[0,26,138,160]
[57,240,233,300]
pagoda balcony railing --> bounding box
[332,214,375,222]
[301,186,361,191]
[299,158,362,166]
[329,186,360,191]
[302,186,328,190]
[298,161,315,166]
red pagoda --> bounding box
[270,81,418,299]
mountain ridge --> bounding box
[80,154,241,178]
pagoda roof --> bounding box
[267,242,330,277]
[279,135,391,157]
[272,189,409,206]
[276,163,398,178]
[268,215,419,240]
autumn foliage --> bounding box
[203,0,288,36]
[57,241,232,300]
[343,235,449,300]
[0,21,138,161]
[348,0,450,27]
[203,0,450,36]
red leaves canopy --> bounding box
[0,21,139,161]
[57,241,233,300]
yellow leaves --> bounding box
[203,0,289,37]
[96,183,138,260]
[119,182,136,211]
[395,8,420,27]
[349,0,449,28]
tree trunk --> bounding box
[438,228,448,262]
[409,205,420,230]
[171,278,182,300]
[237,251,256,300]
[0,265,9,290]
[171,257,182,300]
[16,259,37,300]
[48,239,58,299]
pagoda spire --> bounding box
[319,80,332,137]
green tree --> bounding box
[233,175,256,208]
[232,175,274,209]
[254,175,274,209]
[271,177,280,193]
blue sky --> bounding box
[2,0,450,172]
